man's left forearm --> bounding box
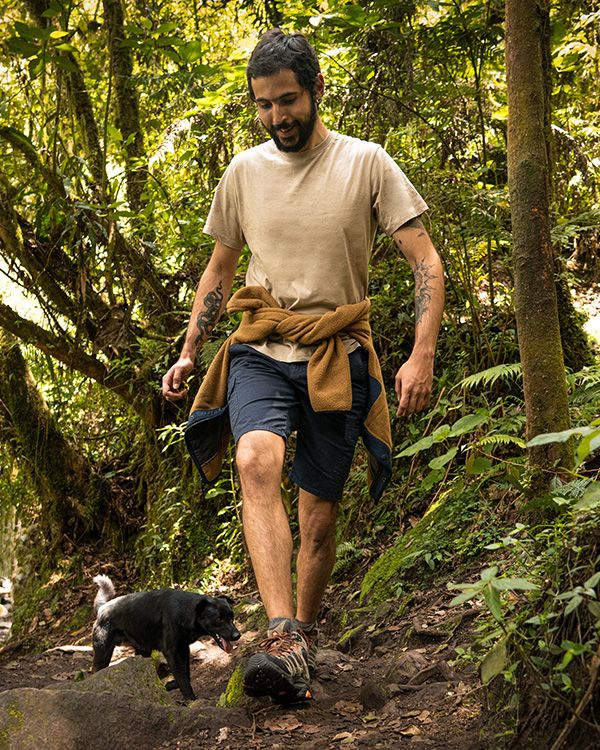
[392,218,445,416]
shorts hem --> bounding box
[233,425,288,445]
[288,471,342,502]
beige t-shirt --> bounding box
[204,131,428,361]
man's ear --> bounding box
[314,73,325,103]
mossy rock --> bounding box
[360,482,480,603]
[217,663,245,707]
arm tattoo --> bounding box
[194,281,223,346]
[414,260,437,327]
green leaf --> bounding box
[14,21,51,40]
[6,36,40,58]
[576,429,600,462]
[449,411,489,436]
[564,594,583,615]
[480,637,508,685]
[587,600,600,619]
[481,566,499,582]
[449,589,479,607]
[428,447,458,470]
[483,585,503,621]
[573,482,600,512]
[466,455,493,475]
[397,424,450,457]
[493,578,538,592]
[54,43,78,53]
[584,571,600,590]
[527,424,597,448]
[180,40,203,64]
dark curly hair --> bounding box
[246,29,321,100]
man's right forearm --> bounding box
[180,240,242,361]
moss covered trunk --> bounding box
[0,333,110,549]
[505,0,571,471]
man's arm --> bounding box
[392,217,444,417]
[162,240,241,401]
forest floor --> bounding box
[0,563,489,750]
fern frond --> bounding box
[457,363,522,391]
[472,434,527,450]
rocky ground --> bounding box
[0,577,487,750]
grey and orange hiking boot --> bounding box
[243,624,312,703]
[293,619,319,676]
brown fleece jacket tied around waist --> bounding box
[185,285,393,500]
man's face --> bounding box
[251,69,320,152]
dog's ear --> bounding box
[219,596,234,607]
[195,597,209,615]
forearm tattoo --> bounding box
[414,260,437,327]
[194,281,223,347]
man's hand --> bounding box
[162,356,195,401]
[394,354,434,417]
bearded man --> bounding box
[163,29,445,703]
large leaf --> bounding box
[481,637,508,685]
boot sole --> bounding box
[243,654,311,703]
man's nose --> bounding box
[272,102,289,125]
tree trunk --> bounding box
[0,333,111,549]
[103,0,146,212]
[505,0,572,472]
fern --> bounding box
[472,434,527,450]
[333,541,363,576]
[457,363,522,392]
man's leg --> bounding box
[295,489,338,625]
[237,429,312,702]
[235,429,294,620]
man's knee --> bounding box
[236,431,285,488]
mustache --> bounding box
[271,121,298,132]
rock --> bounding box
[217,662,247,707]
[337,624,367,653]
[386,650,430,684]
[0,657,211,750]
[359,680,388,710]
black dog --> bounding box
[92,575,241,700]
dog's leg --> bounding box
[92,626,116,672]
[164,644,195,701]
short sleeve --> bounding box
[371,147,429,236]
[203,160,246,250]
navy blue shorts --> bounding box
[227,344,369,501]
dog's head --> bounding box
[195,595,241,653]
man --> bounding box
[162,29,444,703]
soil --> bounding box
[0,574,487,750]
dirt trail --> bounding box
[0,585,485,750]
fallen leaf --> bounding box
[362,712,379,723]
[263,715,303,732]
[301,724,322,734]
[417,710,431,721]
[333,732,356,743]
[400,725,423,736]
[332,700,362,717]
[216,727,230,744]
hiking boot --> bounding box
[243,629,312,703]
[305,627,318,676]
[292,619,319,676]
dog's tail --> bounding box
[93,574,116,613]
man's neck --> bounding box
[301,119,329,151]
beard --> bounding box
[268,97,318,153]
